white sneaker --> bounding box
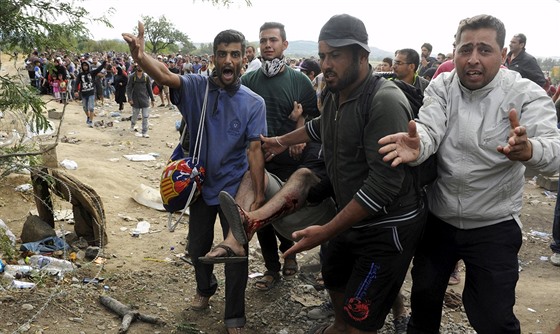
[551,253,560,266]
[135,132,143,137]
[307,301,334,320]
[142,133,150,138]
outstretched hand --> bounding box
[378,120,421,167]
[497,109,533,161]
[283,225,328,258]
[122,21,145,63]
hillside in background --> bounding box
[280,40,559,61]
[283,40,394,60]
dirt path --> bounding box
[0,54,559,333]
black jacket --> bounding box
[505,49,546,87]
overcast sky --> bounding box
[82,0,560,58]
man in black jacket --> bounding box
[505,33,546,87]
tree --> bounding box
[196,43,214,56]
[138,15,195,55]
[0,0,112,176]
[0,0,113,52]
[0,0,250,177]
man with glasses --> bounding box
[392,48,430,93]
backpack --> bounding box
[361,75,437,193]
[152,81,160,95]
[132,72,156,94]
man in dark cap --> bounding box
[259,13,426,334]
[298,58,321,81]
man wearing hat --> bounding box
[260,14,426,333]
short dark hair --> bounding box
[397,48,420,71]
[382,57,393,66]
[213,29,247,57]
[246,45,256,53]
[455,14,506,49]
[421,43,433,53]
[514,33,527,47]
[260,22,286,42]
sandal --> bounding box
[198,244,247,264]
[255,271,280,291]
[282,257,298,277]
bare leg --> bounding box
[206,168,319,258]
[203,173,268,259]
[239,168,320,241]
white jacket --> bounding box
[416,68,560,229]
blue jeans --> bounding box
[131,107,150,134]
[81,95,95,113]
[551,181,560,253]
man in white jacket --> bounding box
[379,14,560,334]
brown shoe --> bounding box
[191,293,209,311]
[226,327,243,334]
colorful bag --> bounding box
[160,80,209,231]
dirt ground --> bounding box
[0,55,559,334]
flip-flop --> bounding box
[254,271,280,291]
[198,244,247,264]
[219,191,248,244]
[282,257,298,277]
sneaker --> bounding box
[142,133,150,138]
[158,103,165,107]
[393,315,410,334]
[135,132,143,137]
[307,301,334,320]
[130,127,136,132]
[551,253,560,266]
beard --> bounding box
[327,62,360,93]
[215,63,242,87]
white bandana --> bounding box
[261,57,286,77]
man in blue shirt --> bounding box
[124,23,267,334]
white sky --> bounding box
[82,0,560,58]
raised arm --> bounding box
[122,21,180,89]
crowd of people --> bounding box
[24,12,560,334]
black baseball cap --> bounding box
[298,59,321,75]
[318,14,370,53]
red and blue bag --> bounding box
[160,80,209,231]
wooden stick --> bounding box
[99,296,165,333]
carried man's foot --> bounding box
[219,191,252,244]
[198,243,247,264]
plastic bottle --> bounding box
[27,255,75,275]
[4,265,34,278]
[10,280,36,289]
